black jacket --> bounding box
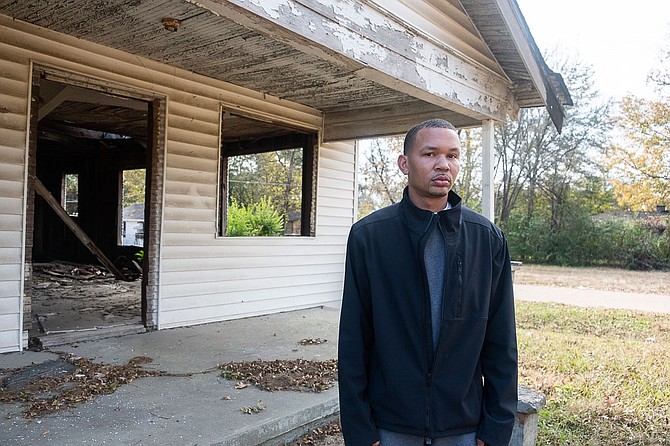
[338,189,517,446]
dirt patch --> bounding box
[514,264,670,295]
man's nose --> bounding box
[435,155,450,170]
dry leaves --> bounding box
[219,359,338,392]
[298,338,328,345]
[0,354,165,418]
[240,400,266,414]
[289,420,342,445]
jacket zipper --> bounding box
[424,371,433,444]
[456,257,463,317]
[422,214,438,442]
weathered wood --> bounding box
[31,176,127,281]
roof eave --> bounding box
[462,0,573,132]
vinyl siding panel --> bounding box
[0,247,22,265]
[0,330,20,354]
[160,253,345,273]
[0,39,27,353]
[160,243,345,260]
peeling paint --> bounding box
[415,63,499,115]
[247,0,303,20]
[322,20,388,62]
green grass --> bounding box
[516,301,670,445]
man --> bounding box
[338,119,518,446]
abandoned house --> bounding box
[0,0,570,353]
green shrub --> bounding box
[504,214,670,270]
[226,197,284,237]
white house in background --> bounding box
[0,0,570,352]
[122,203,145,248]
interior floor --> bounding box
[29,261,141,339]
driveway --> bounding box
[514,284,670,314]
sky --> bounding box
[516,0,670,100]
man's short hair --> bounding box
[403,119,457,155]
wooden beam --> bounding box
[31,175,128,281]
[323,102,481,142]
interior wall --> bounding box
[33,139,146,265]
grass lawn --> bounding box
[516,301,670,445]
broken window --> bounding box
[219,112,317,237]
[63,173,79,217]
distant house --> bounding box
[0,0,570,352]
[122,204,145,247]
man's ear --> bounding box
[397,154,409,175]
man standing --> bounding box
[338,119,517,446]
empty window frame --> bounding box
[219,113,317,237]
[62,173,79,217]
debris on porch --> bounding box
[29,261,142,337]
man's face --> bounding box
[398,127,461,212]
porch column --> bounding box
[481,119,495,222]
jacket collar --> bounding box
[399,187,462,238]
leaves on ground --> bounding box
[299,338,328,345]
[240,400,266,414]
[0,354,165,418]
[220,359,338,392]
[288,420,342,445]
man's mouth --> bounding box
[431,176,451,187]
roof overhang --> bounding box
[0,0,571,140]
[461,0,572,131]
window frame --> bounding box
[218,119,318,238]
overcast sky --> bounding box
[516,0,670,99]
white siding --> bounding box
[158,140,355,329]
[0,14,355,346]
[0,43,29,353]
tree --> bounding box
[122,169,146,207]
[494,53,612,227]
[607,35,670,211]
[457,128,482,211]
[608,96,670,211]
[357,137,406,219]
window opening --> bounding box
[63,173,79,217]
[219,113,316,237]
[120,168,146,247]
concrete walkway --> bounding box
[514,284,670,314]
[1,307,340,446]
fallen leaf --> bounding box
[241,400,266,414]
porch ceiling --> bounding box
[0,0,567,140]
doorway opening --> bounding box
[25,70,163,347]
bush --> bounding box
[227,198,284,236]
[503,214,670,270]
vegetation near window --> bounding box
[63,173,79,217]
[219,113,317,237]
